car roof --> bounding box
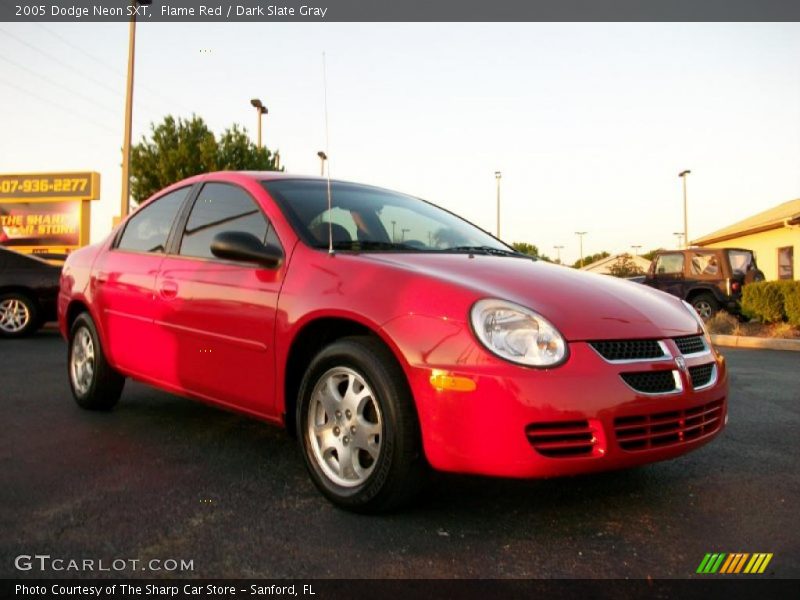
[0,246,56,266]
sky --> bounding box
[0,22,798,263]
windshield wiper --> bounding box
[445,246,535,259]
[320,240,425,252]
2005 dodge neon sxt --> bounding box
[58,172,727,512]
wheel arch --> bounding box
[65,298,91,332]
[281,315,413,436]
[0,286,41,308]
[685,286,723,303]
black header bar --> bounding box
[2,0,800,23]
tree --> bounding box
[511,242,552,262]
[607,253,645,278]
[572,251,610,269]
[641,248,664,262]
[511,242,540,256]
[130,115,281,204]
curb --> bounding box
[711,334,800,352]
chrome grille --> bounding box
[620,370,678,395]
[674,335,707,355]
[689,363,715,389]
[590,340,665,361]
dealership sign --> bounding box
[0,172,99,255]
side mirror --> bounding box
[210,231,283,268]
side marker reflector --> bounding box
[430,372,477,392]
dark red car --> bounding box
[58,172,728,512]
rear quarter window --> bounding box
[689,252,720,277]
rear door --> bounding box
[153,182,285,415]
[651,252,686,298]
[91,186,192,381]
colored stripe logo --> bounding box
[696,553,773,574]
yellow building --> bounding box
[692,198,799,281]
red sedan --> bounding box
[58,172,727,512]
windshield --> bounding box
[262,179,512,253]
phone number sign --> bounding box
[0,172,99,200]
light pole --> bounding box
[317,151,327,176]
[250,98,268,148]
[401,228,410,242]
[673,231,684,248]
[575,232,587,268]
[120,0,152,219]
[679,169,691,248]
[494,171,502,238]
[391,221,397,242]
[553,245,564,263]
[631,245,642,256]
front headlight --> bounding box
[470,299,567,367]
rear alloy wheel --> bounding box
[297,336,425,512]
[0,293,39,338]
[68,312,125,410]
[691,293,719,320]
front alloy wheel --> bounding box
[297,336,425,512]
[307,366,383,487]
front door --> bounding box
[651,252,686,299]
[153,182,285,416]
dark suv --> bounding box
[641,248,764,319]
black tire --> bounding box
[68,312,125,410]
[691,293,719,320]
[0,292,40,338]
[297,336,426,513]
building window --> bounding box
[778,246,794,280]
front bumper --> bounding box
[384,317,727,478]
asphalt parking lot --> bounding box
[1,329,798,579]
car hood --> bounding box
[362,253,700,341]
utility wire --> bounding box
[0,54,118,116]
[35,23,196,116]
[0,79,117,135]
[0,27,125,99]
[0,27,163,117]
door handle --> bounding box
[93,272,108,284]
[158,279,178,299]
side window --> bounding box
[654,253,684,275]
[179,183,270,259]
[117,187,190,253]
[689,252,719,277]
[778,246,794,280]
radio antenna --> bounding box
[323,52,334,255]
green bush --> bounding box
[742,281,786,323]
[780,281,800,327]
